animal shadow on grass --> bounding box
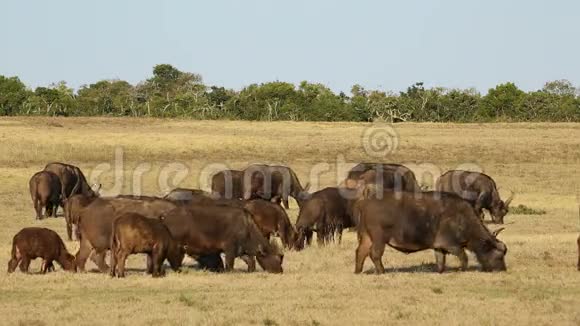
[362,262,479,274]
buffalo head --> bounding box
[490,191,514,224]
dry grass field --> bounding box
[0,117,579,326]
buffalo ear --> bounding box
[492,227,506,237]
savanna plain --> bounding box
[0,117,579,326]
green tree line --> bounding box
[1,64,579,122]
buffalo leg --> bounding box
[336,224,344,244]
[305,229,313,247]
[109,249,118,277]
[44,202,52,219]
[448,247,468,271]
[117,252,128,278]
[240,255,256,272]
[93,249,109,273]
[146,254,154,274]
[369,242,386,274]
[355,234,372,274]
[34,199,42,220]
[66,222,73,242]
[224,247,236,272]
[75,237,93,272]
[19,257,31,273]
[434,250,447,273]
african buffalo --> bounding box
[29,171,62,219]
[244,199,297,249]
[354,191,508,274]
[75,196,179,272]
[345,163,420,193]
[211,170,245,200]
[294,187,357,250]
[63,193,98,241]
[435,170,513,224]
[44,162,100,200]
[110,212,184,278]
[243,164,310,209]
[8,227,76,273]
[160,204,284,273]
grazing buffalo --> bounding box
[110,213,184,278]
[243,164,310,209]
[44,162,100,200]
[354,191,508,274]
[75,196,179,272]
[435,170,513,224]
[211,170,245,200]
[29,171,62,219]
[244,199,297,249]
[8,227,76,273]
[294,187,357,250]
[63,193,98,241]
[160,204,284,273]
[345,163,420,193]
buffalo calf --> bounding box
[110,213,184,278]
[8,227,75,273]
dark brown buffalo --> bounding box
[435,170,513,224]
[44,162,100,200]
[29,171,62,219]
[243,164,310,209]
[63,193,98,241]
[294,187,357,250]
[164,191,294,248]
[8,227,76,273]
[354,191,508,274]
[211,170,245,200]
[345,163,420,192]
[160,204,284,273]
[75,196,179,272]
[244,199,297,249]
[110,213,184,278]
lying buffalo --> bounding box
[29,171,62,219]
[354,191,508,274]
[294,187,357,250]
[110,213,184,278]
[344,163,420,193]
[211,170,245,200]
[435,170,513,224]
[160,204,284,273]
[244,199,297,249]
[8,227,76,273]
[243,164,310,209]
[44,162,101,200]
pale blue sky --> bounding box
[1,0,578,93]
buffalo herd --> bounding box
[9,161,580,276]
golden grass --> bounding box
[0,117,579,325]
